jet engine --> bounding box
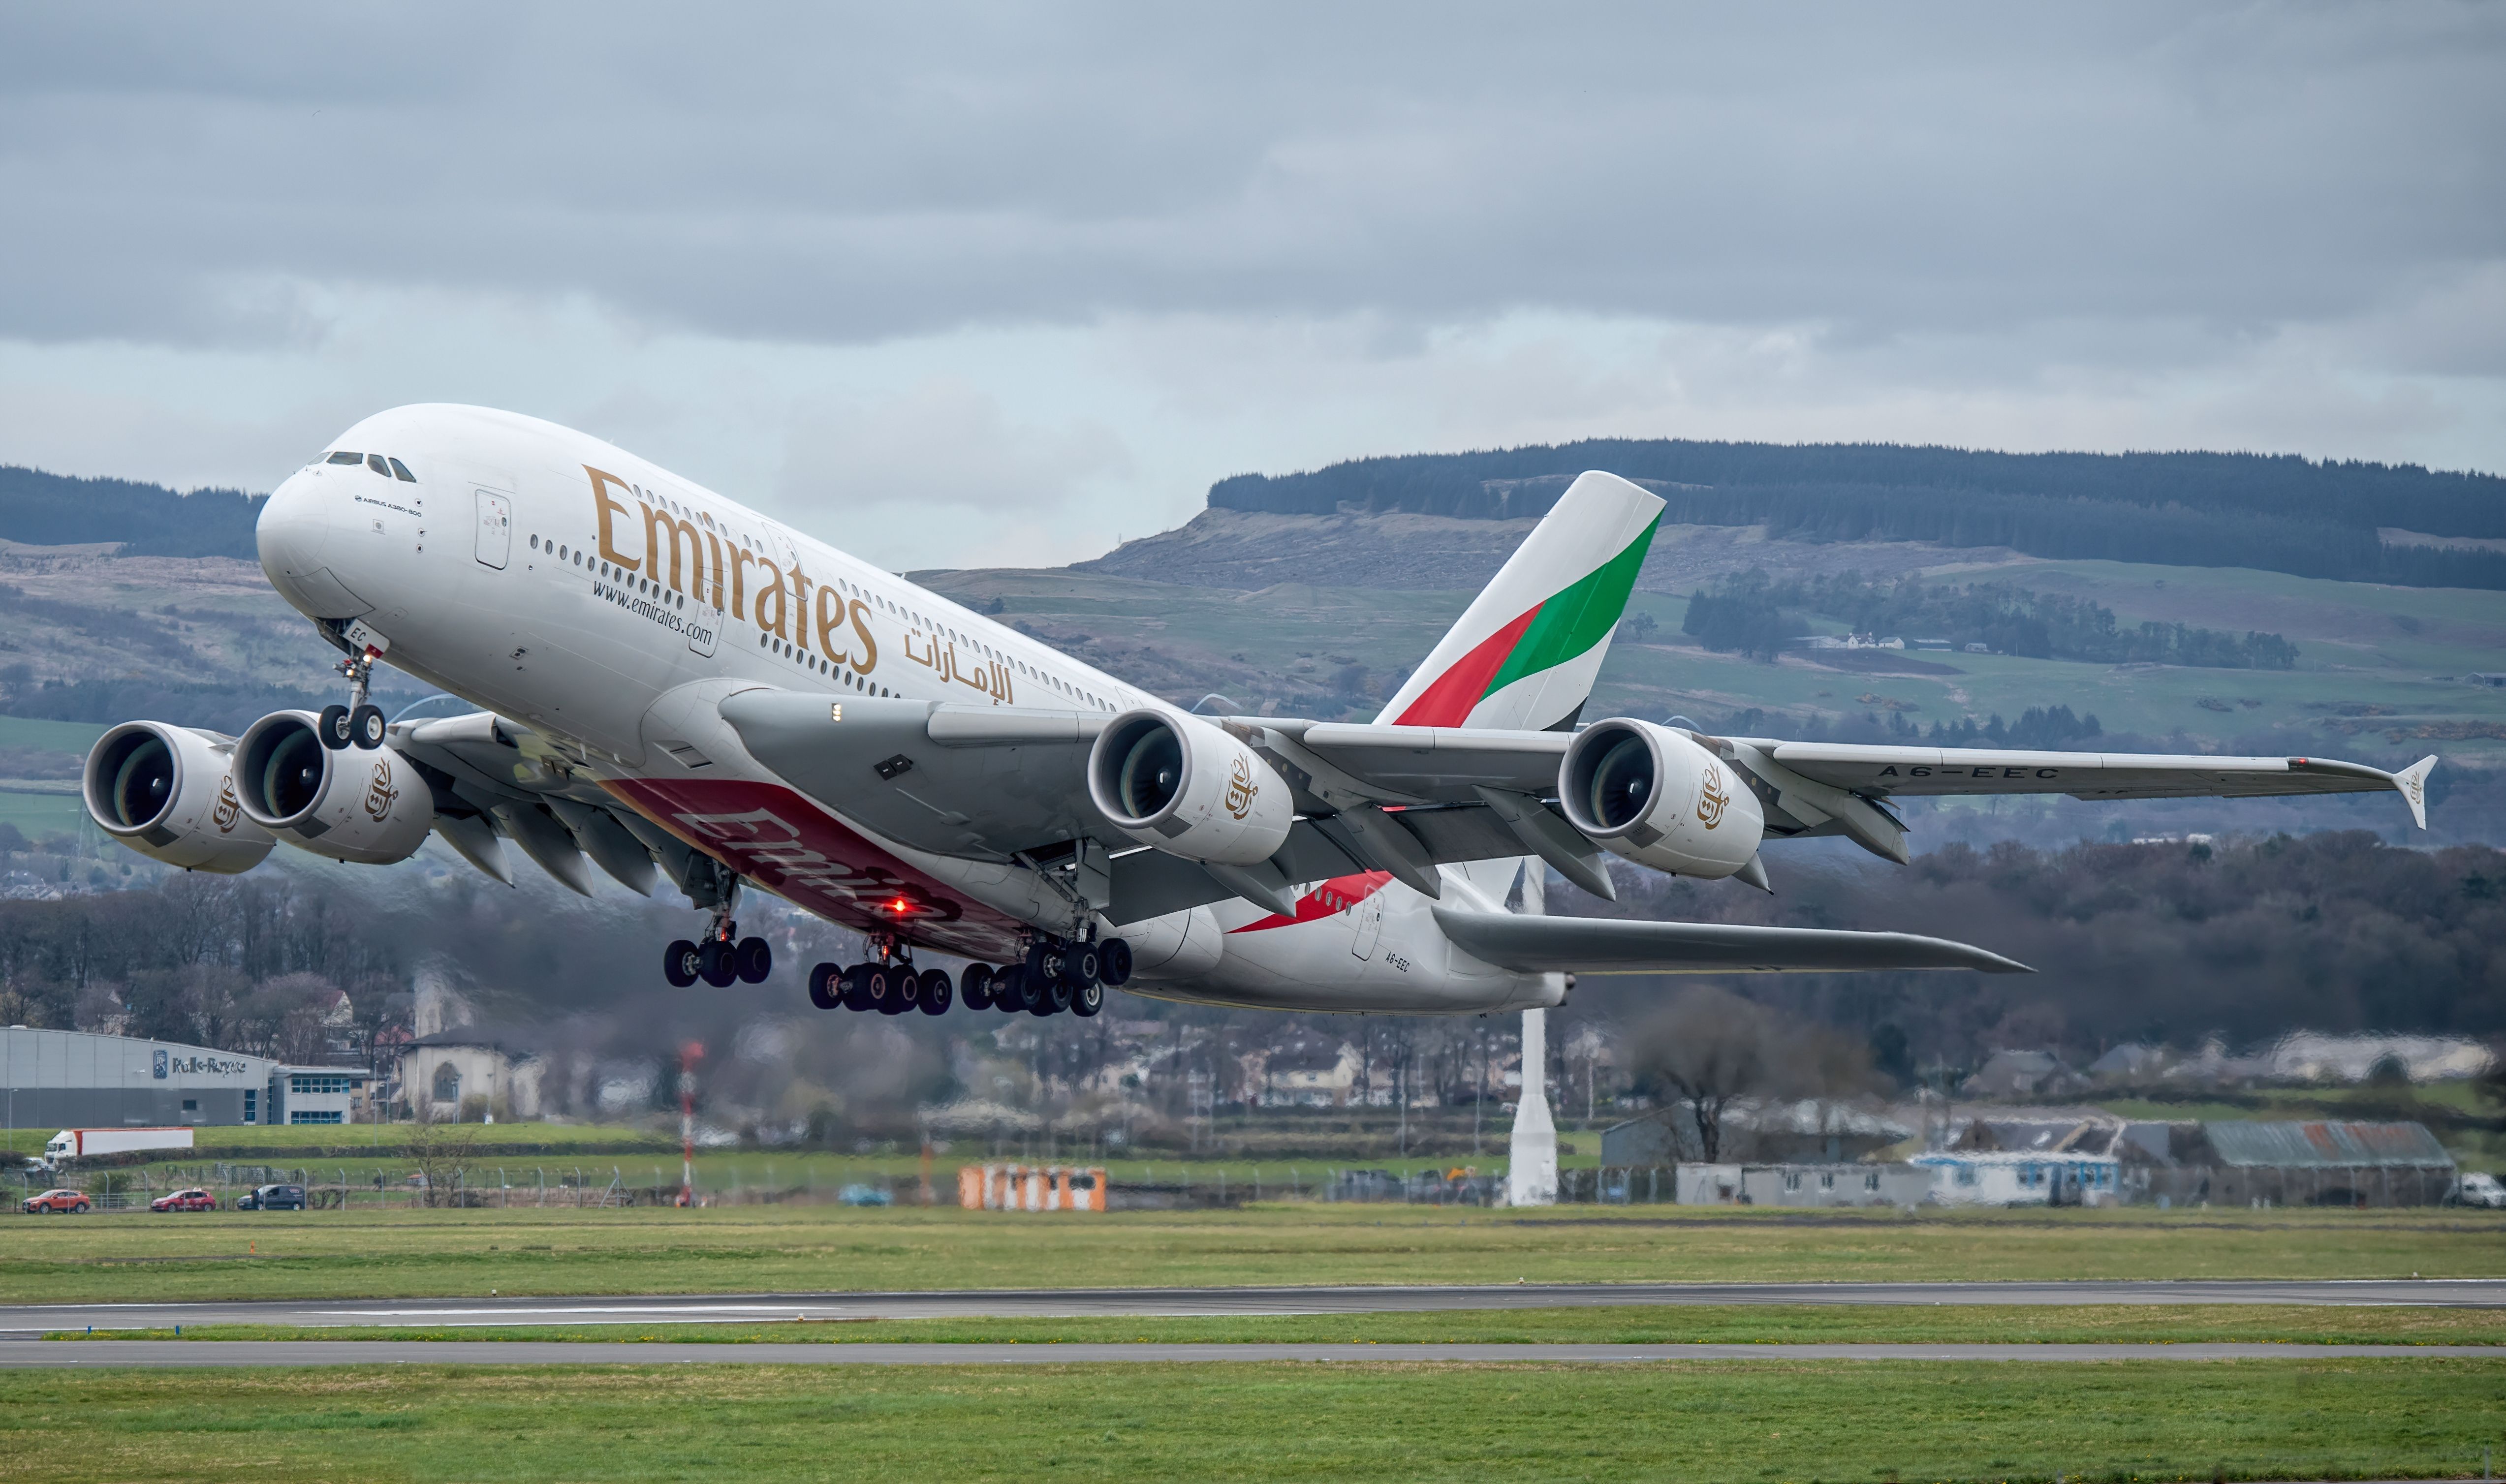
[1557,718,1765,879]
[1088,708,1291,866]
[82,722,277,874]
[232,710,436,865]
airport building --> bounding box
[0,1026,372,1130]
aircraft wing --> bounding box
[1431,907,2030,974]
[1749,741,2437,825]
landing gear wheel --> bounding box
[807,961,841,1011]
[1025,940,1063,984]
[1061,943,1102,989]
[1033,973,1072,1017]
[959,963,995,1011]
[1071,980,1104,1018]
[698,940,739,988]
[349,703,386,749]
[663,939,701,989]
[734,936,773,984]
[1100,938,1133,987]
[994,965,1031,1013]
[917,968,953,1015]
[860,963,896,1013]
[882,966,916,1015]
[839,964,871,1011]
[317,705,354,751]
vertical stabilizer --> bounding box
[1376,470,1664,734]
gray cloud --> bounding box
[2,3,2499,369]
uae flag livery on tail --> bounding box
[1377,471,1666,733]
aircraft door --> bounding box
[1351,892,1384,961]
[474,491,512,570]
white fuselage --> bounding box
[256,404,1556,1015]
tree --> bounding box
[1629,987,1774,1163]
[402,1121,479,1208]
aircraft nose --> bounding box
[257,469,374,621]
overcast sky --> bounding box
[1,4,2499,569]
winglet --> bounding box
[2394,754,2437,831]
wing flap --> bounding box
[1432,907,2030,975]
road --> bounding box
[1,1339,2497,1368]
[2,1277,2499,1337]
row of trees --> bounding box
[1212,440,2506,589]
[1680,569,2298,669]
[0,464,263,558]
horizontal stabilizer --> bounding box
[1433,907,2029,975]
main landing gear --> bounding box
[805,932,1132,1019]
[807,934,953,1017]
[664,897,772,989]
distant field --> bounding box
[1,1205,2495,1305]
[2,1359,2495,1484]
[58,1303,2506,1348]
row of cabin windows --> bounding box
[325,450,416,482]
[524,533,1119,710]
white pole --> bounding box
[1507,1007,1560,1206]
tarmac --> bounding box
[1,1339,2498,1368]
[0,1278,2499,1338]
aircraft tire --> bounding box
[1099,938,1133,987]
[1033,973,1072,1017]
[349,704,386,748]
[698,940,739,988]
[1025,940,1062,984]
[880,967,915,1014]
[1071,980,1103,1018]
[959,963,994,1010]
[918,968,954,1015]
[734,936,773,984]
[317,705,354,751]
[663,939,701,989]
[839,964,871,1011]
[1061,943,1101,989]
[807,962,841,1011]
[993,965,1030,1013]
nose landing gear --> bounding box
[316,631,390,751]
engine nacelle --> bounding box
[232,711,436,865]
[1088,708,1292,866]
[82,722,277,874]
[1557,718,1765,879]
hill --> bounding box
[0,465,263,558]
[1207,440,2506,589]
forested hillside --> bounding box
[1211,441,2506,588]
[0,465,263,558]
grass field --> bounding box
[3,1205,2498,1305]
[50,1303,2506,1348]
[0,1359,2496,1483]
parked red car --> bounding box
[22,1189,90,1214]
[150,1188,216,1212]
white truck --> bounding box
[44,1127,196,1163]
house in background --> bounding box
[396,1027,542,1122]
[1960,1050,2084,1100]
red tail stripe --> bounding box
[1390,602,1542,728]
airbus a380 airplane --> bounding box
[81,404,2440,1021]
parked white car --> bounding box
[2445,1173,2506,1208]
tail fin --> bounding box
[1376,470,1663,733]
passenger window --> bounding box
[388,457,416,482]
[327,451,363,465]
[367,454,390,476]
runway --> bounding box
[1,1277,2499,1337]
[1,1339,2497,1368]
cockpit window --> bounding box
[326,451,363,465]
[387,457,416,482]
[366,454,390,476]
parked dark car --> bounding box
[236,1184,305,1211]
[151,1188,217,1212]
